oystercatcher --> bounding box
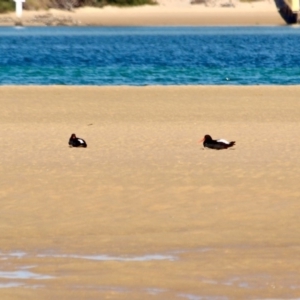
[69,133,87,148]
[200,135,235,150]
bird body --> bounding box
[200,135,235,150]
[69,133,87,148]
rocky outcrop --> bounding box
[28,13,79,25]
[0,16,14,24]
[0,13,80,26]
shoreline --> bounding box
[0,1,285,26]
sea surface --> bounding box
[1,26,300,85]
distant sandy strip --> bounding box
[1,86,300,299]
[0,0,285,26]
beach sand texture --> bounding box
[1,86,300,299]
[1,0,284,26]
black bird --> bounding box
[69,133,87,148]
[200,135,235,150]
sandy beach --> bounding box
[0,0,284,26]
[1,86,300,299]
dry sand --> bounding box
[0,0,284,26]
[1,86,300,299]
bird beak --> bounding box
[198,138,204,143]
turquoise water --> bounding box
[1,26,300,85]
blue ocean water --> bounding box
[1,26,300,85]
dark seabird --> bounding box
[69,133,87,148]
[200,135,235,150]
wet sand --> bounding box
[1,86,300,299]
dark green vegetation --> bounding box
[0,0,156,13]
[0,0,14,13]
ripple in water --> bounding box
[1,26,300,85]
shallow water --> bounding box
[0,250,176,289]
[178,294,228,300]
[37,253,176,261]
[1,249,299,297]
[1,26,300,85]
[0,270,53,280]
[1,251,176,262]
